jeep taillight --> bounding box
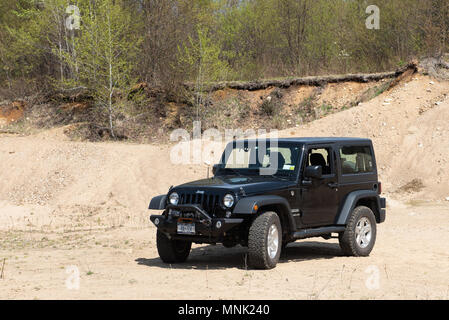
[378,182,382,194]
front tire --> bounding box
[339,206,377,256]
[156,230,192,263]
[248,211,282,269]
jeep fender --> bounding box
[148,195,167,210]
[233,195,296,231]
[335,190,382,225]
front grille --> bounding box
[179,192,221,215]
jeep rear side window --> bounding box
[339,146,373,174]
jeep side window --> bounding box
[339,146,373,174]
[307,148,332,175]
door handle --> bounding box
[328,182,338,189]
[302,180,312,186]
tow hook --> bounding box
[199,219,211,226]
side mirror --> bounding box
[304,165,323,179]
[212,164,219,175]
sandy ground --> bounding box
[1,201,449,300]
[0,75,448,299]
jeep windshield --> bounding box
[216,141,302,180]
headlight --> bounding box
[223,194,234,208]
[169,192,179,205]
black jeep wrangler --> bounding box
[149,138,386,269]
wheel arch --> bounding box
[335,190,382,225]
[257,203,292,237]
[149,195,167,210]
[233,195,296,234]
[355,197,381,222]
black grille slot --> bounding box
[178,192,220,214]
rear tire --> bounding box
[248,211,282,269]
[156,230,192,263]
[339,206,377,256]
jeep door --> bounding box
[298,145,339,227]
[334,143,380,213]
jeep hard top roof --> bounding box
[233,137,372,144]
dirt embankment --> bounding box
[0,64,417,141]
[0,101,26,127]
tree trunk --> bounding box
[108,55,115,139]
[183,62,418,92]
[108,12,115,139]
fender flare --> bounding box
[148,195,167,210]
[233,195,296,231]
[335,190,381,225]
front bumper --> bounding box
[149,204,243,241]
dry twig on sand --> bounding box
[0,258,5,279]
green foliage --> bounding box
[320,104,333,115]
[177,26,231,83]
[358,80,393,103]
[59,0,143,137]
[260,89,283,116]
[299,96,316,113]
[0,0,447,112]
[199,96,250,129]
[0,0,46,84]
[260,99,277,116]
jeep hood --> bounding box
[174,176,294,195]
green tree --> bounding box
[0,0,47,88]
[61,0,142,138]
[1,0,448,104]
[178,25,231,118]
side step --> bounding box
[292,226,346,240]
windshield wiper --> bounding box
[269,174,289,181]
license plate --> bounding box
[177,223,195,235]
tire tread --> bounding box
[248,211,281,269]
[339,206,376,256]
[157,230,191,263]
